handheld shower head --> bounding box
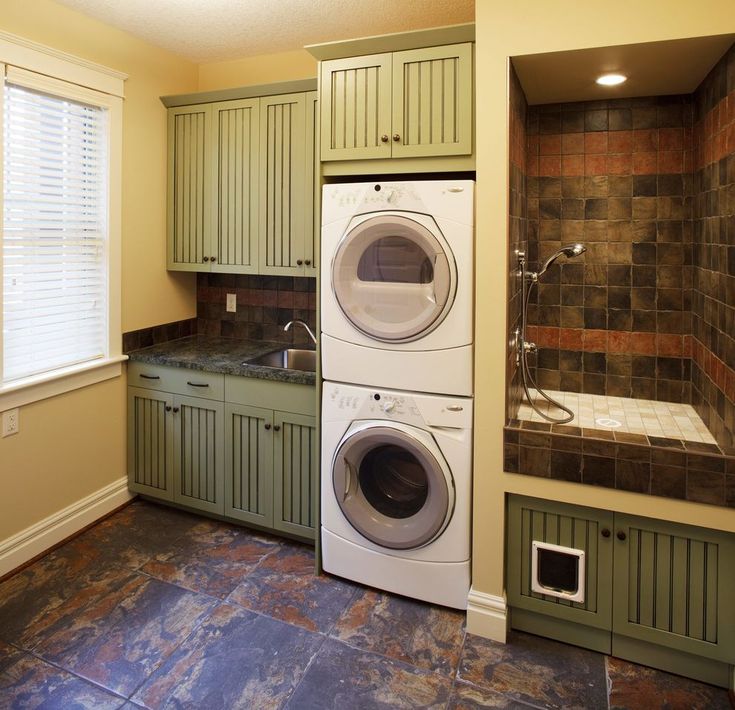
[537,243,586,277]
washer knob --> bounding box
[382,400,396,413]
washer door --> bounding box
[332,422,454,550]
[331,213,457,342]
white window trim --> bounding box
[0,32,127,411]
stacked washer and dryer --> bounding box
[320,180,475,610]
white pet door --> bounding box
[531,541,585,603]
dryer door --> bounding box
[331,213,457,342]
[332,422,454,550]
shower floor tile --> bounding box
[518,390,717,445]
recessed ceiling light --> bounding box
[596,73,627,87]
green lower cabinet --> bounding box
[273,411,317,537]
[127,387,174,501]
[507,495,735,688]
[172,395,224,515]
[224,403,274,528]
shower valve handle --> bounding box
[522,341,538,354]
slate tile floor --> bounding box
[0,500,732,709]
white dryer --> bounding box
[321,380,472,609]
[321,180,474,396]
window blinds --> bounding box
[2,80,109,382]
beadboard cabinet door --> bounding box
[224,403,274,528]
[391,43,473,158]
[304,91,319,276]
[320,53,392,161]
[273,411,317,537]
[172,395,225,516]
[128,387,174,501]
[212,99,259,273]
[167,105,212,270]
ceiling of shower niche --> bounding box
[53,0,474,63]
[512,34,735,105]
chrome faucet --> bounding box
[284,319,317,346]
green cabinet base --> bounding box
[509,607,611,655]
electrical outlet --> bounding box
[226,293,236,313]
[2,408,19,437]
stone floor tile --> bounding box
[458,631,608,710]
[132,602,322,709]
[447,681,540,709]
[0,642,25,675]
[228,541,357,632]
[141,519,280,598]
[285,638,452,710]
[331,588,465,676]
[34,573,216,697]
[0,655,124,709]
[606,656,732,709]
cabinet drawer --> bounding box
[128,362,224,400]
[225,375,315,415]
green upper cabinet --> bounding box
[320,43,473,163]
[166,88,317,276]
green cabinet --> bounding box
[507,495,735,687]
[167,90,317,277]
[127,361,316,541]
[320,43,473,163]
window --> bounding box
[0,43,124,408]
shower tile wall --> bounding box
[507,65,528,421]
[525,95,695,403]
[692,43,735,449]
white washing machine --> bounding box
[321,180,474,396]
[321,380,472,609]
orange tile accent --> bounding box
[584,154,607,175]
[657,334,683,357]
[630,332,657,355]
[536,326,560,348]
[584,132,608,154]
[539,134,561,155]
[583,329,608,352]
[608,130,632,153]
[607,331,631,353]
[683,335,692,358]
[633,129,658,152]
[659,127,684,151]
[607,153,632,175]
[526,134,539,155]
[559,328,584,350]
[658,151,683,174]
[561,133,584,154]
[527,155,539,177]
[632,152,658,175]
[539,156,561,176]
[562,155,585,176]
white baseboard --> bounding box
[0,477,133,578]
[466,587,508,642]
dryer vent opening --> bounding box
[531,541,586,603]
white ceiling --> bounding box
[54,0,475,63]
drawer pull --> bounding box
[140,374,160,380]
[187,381,209,388]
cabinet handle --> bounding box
[165,406,172,412]
[264,423,271,430]
[172,407,179,413]
[210,256,217,263]
[297,259,303,266]
[304,259,311,266]
[139,374,160,380]
[601,528,611,538]
[380,134,389,143]
[203,256,210,262]
[617,530,627,541]
[393,133,401,142]
[187,381,209,388]
[274,425,281,432]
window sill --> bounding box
[0,355,128,411]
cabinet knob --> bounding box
[380,134,389,143]
[297,259,303,266]
[165,406,172,412]
[172,407,179,413]
[210,256,217,263]
[617,530,627,541]
[273,425,281,432]
[202,256,210,262]
[393,133,401,142]
[304,259,311,266]
[264,423,271,430]
[601,528,611,538]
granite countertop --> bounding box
[127,335,316,386]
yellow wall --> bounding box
[199,49,317,90]
[0,0,198,541]
[474,0,735,611]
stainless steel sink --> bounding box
[246,348,317,372]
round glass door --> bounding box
[331,214,457,342]
[332,424,453,550]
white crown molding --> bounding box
[0,477,133,578]
[466,587,508,642]
[0,29,127,97]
